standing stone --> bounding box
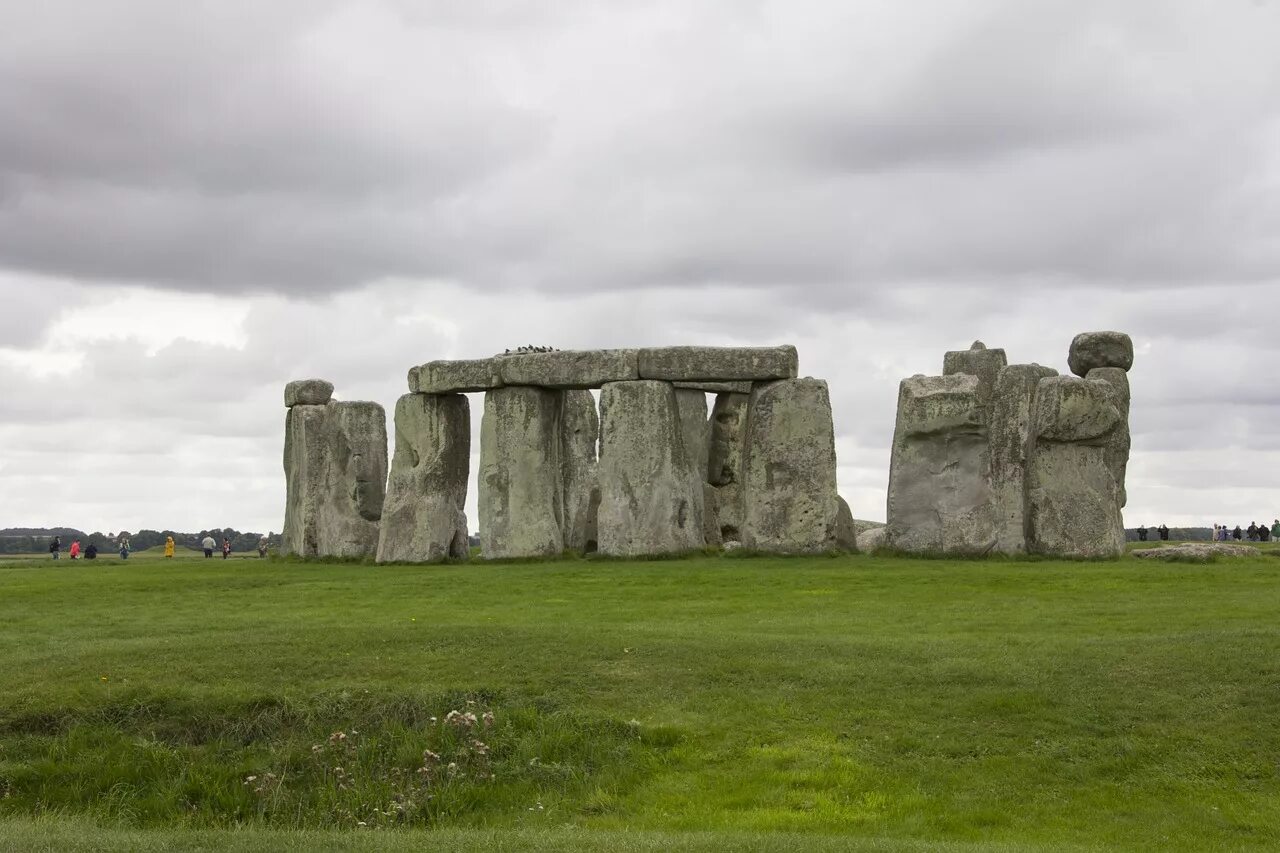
[597,380,704,557]
[831,496,859,551]
[479,386,564,559]
[1026,376,1125,558]
[1067,331,1134,377]
[283,396,387,559]
[560,390,600,553]
[1085,367,1131,508]
[702,483,722,549]
[988,364,1059,554]
[943,341,1008,407]
[707,392,750,542]
[376,393,470,563]
[885,374,995,554]
[674,388,711,484]
[741,379,840,554]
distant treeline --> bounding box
[0,528,283,554]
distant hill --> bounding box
[0,528,282,554]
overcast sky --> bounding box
[2,0,1278,535]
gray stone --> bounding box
[637,345,798,382]
[282,398,387,559]
[1068,331,1134,376]
[560,390,600,553]
[885,374,995,554]
[856,526,886,551]
[943,341,1008,405]
[674,388,711,483]
[478,386,565,559]
[1086,367,1131,508]
[741,379,840,554]
[1033,376,1121,444]
[499,349,638,389]
[673,380,754,394]
[1133,543,1256,560]
[988,364,1058,554]
[702,482,722,549]
[707,392,750,542]
[412,358,503,394]
[596,380,704,557]
[831,496,859,551]
[723,540,743,552]
[284,379,334,407]
[376,393,471,563]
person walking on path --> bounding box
[164,536,175,558]
[257,536,269,558]
[201,535,216,558]
[221,538,231,560]
[69,539,81,559]
[49,535,61,560]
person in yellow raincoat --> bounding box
[164,536,175,558]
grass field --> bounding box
[2,548,1280,851]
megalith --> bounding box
[707,391,750,543]
[674,388,711,484]
[376,393,471,563]
[988,363,1059,554]
[282,383,387,559]
[885,374,994,554]
[1084,366,1131,508]
[1026,376,1125,558]
[943,341,1007,406]
[596,380,704,557]
[741,378,841,553]
[479,386,565,559]
[1067,331,1134,377]
[560,389,600,553]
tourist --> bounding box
[164,536,175,558]
[49,535,60,560]
[1158,524,1170,541]
[257,536,269,558]
[201,534,216,558]
[1232,525,1243,541]
[1137,525,1148,541]
[1248,522,1259,541]
[1211,524,1220,541]
[221,538,231,560]
[118,535,131,560]
[69,539,81,559]
[85,541,98,560]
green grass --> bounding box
[2,552,1279,850]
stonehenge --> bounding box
[885,332,1134,558]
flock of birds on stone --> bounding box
[503,345,559,354]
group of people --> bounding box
[1211,521,1279,542]
[1134,524,1172,542]
[48,535,131,560]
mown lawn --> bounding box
[2,550,1279,851]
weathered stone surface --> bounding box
[707,392,750,542]
[674,388,711,483]
[499,349,637,389]
[856,526,886,551]
[284,379,334,407]
[1033,376,1121,444]
[597,381,704,556]
[283,399,387,559]
[1133,542,1255,560]
[673,380,753,394]
[1068,331,1134,376]
[412,358,503,394]
[1086,367,1131,507]
[702,482,722,549]
[989,364,1059,554]
[741,379,839,554]
[831,496,859,551]
[943,341,1008,405]
[637,345,798,382]
[885,374,995,554]
[478,386,564,559]
[376,394,470,563]
[560,390,600,553]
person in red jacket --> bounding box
[69,539,81,559]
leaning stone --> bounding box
[637,345,798,382]
[741,379,839,554]
[1086,367,1131,508]
[376,394,471,563]
[596,381,704,557]
[943,341,1008,406]
[284,379,334,407]
[673,380,753,394]
[988,363,1059,554]
[412,358,503,394]
[560,390,600,553]
[674,388,711,483]
[885,374,995,554]
[856,526,886,551]
[1068,331,1134,376]
[499,349,637,389]
[478,387,565,559]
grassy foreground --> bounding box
[2,551,1279,851]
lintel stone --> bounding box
[499,349,638,389]
[637,346,797,382]
[412,358,503,394]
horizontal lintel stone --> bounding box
[499,349,638,389]
[637,345,798,382]
[411,359,504,394]
[672,380,754,394]
[284,379,334,407]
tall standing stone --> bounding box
[376,393,471,563]
[741,378,841,553]
[885,374,994,554]
[707,391,750,542]
[674,388,711,484]
[282,402,328,557]
[479,386,565,559]
[597,380,704,557]
[988,363,1058,554]
[560,389,600,553]
[1085,366,1131,508]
